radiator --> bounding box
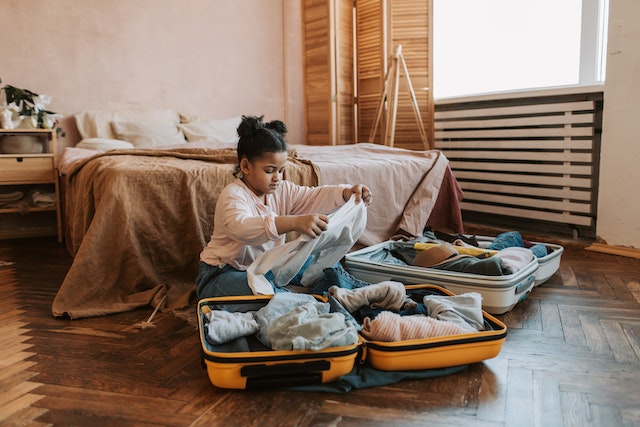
[435,89,603,234]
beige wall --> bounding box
[3,0,637,248]
[0,0,305,149]
[598,0,640,248]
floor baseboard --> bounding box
[585,242,640,259]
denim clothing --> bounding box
[196,258,369,299]
[196,262,252,299]
[487,231,548,258]
[310,264,371,294]
[196,261,285,299]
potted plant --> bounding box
[0,78,61,153]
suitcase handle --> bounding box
[241,360,330,377]
[245,373,323,389]
[514,274,535,296]
[241,361,330,389]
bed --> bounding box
[52,109,464,319]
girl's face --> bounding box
[240,151,288,198]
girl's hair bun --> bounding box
[237,115,288,138]
[265,120,287,135]
[234,114,288,177]
[237,115,264,138]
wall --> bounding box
[2,0,637,249]
[598,0,640,248]
[0,0,305,150]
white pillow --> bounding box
[75,108,180,139]
[111,120,186,148]
[75,138,135,151]
[178,117,241,143]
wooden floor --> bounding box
[1,228,640,427]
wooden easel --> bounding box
[368,45,429,148]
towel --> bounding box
[30,190,56,207]
[0,191,24,204]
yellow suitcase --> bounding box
[197,294,362,390]
[198,285,507,389]
[358,284,507,371]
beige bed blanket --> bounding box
[53,148,317,319]
[52,144,462,319]
[293,144,463,245]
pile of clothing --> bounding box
[0,188,55,212]
[385,230,553,276]
[203,293,359,351]
[327,282,485,342]
[202,281,488,349]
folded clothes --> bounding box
[328,281,417,313]
[204,310,259,345]
[361,311,470,342]
[423,292,485,332]
[428,253,508,276]
[30,190,56,206]
[0,191,24,203]
[494,247,534,274]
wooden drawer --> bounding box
[0,157,55,183]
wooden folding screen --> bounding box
[355,0,433,150]
[303,0,354,146]
[303,0,434,149]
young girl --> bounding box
[196,115,372,299]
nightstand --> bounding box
[0,129,62,242]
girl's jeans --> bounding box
[196,257,368,299]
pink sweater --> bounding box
[200,178,348,270]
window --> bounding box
[433,0,609,99]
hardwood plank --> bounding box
[560,391,593,427]
[0,394,48,426]
[1,231,639,426]
[532,375,563,427]
[504,367,534,427]
[475,357,507,424]
[33,384,198,426]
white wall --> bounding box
[597,0,640,248]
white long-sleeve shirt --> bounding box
[200,178,349,270]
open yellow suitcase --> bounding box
[198,284,507,390]
[361,284,507,371]
[197,294,362,390]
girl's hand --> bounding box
[343,184,372,206]
[294,213,329,238]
